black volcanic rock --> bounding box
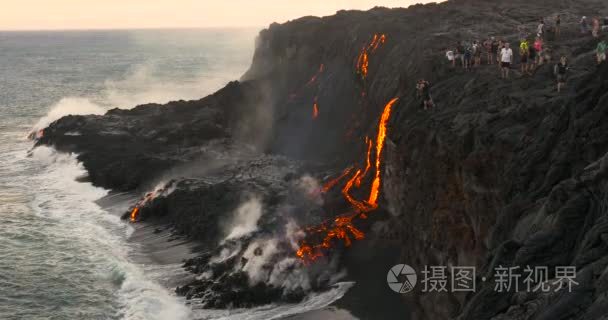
[36,0,608,318]
[37,81,271,191]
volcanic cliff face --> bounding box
[36,0,608,319]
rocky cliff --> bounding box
[36,0,608,319]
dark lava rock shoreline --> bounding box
[37,0,608,319]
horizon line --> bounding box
[0,25,266,32]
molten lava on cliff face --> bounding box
[297,97,399,262]
[356,34,387,79]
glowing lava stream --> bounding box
[289,63,325,102]
[312,99,319,119]
[129,193,154,222]
[322,167,353,193]
[368,97,398,206]
[306,64,325,87]
[130,207,140,222]
[128,184,172,222]
[297,97,399,262]
[356,34,387,79]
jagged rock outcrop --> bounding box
[36,0,608,318]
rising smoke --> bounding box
[224,195,264,241]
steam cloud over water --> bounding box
[30,97,105,133]
[225,195,264,240]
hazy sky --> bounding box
[0,0,431,30]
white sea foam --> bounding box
[27,146,353,320]
[30,97,106,134]
[28,146,192,320]
[190,282,355,320]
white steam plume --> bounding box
[102,63,235,108]
[241,238,279,285]
[30,98,105,133]
[296,175,323,205]
[224,195,263,240]
[269,257,312,291]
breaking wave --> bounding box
[27,146,192,320]
[192,282,355,320]
[30,97,106,134]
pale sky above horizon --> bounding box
[0,0,432,31]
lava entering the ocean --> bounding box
[130,207,140,222]
[129,192,155,222]
[296,97,399,262]
[128,182,175,222]
[356,34,387,79]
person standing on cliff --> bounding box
[500,43,513,79]
[473,40,482,67]
[534,37,544,66]
[446,49,455,66]
[528,42,537,72]
[537,18,545,38]
[463,41,473,70]
[592,17,601,38]
[518,25,528,42]
[581,16,589,34]
[416,80,434,110]
[597,40,607,64]
[520,39,530,75]
[554,56,569,93]
[455,41,465,67]
[555,15,562,38]
[492,37,500,65]
[484,37,494,64]
[497,39,505,69]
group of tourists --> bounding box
[445,35,549,79]
[580,16,608,38]
[442,14,607,94]
[427,14,608,108]
[445,40,486,71]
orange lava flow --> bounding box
[312,100,319,119]
[130,207,140,222]
[296,213,366,262]
[128,189,164,223]
[306,64,325,87]
[370,34,387,52]
[368,97,398,206]
[288,64,325,102]
[356,50,370,79]
[355,138,373,187]
[296,97,399,262]
[322,167,354,193]
[356,34,387,79]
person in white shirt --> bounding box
[500,43,513,79]
[446,50,455,64]
[537,18,545,38]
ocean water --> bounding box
[0,29,354,320]
[0,29,257,320]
